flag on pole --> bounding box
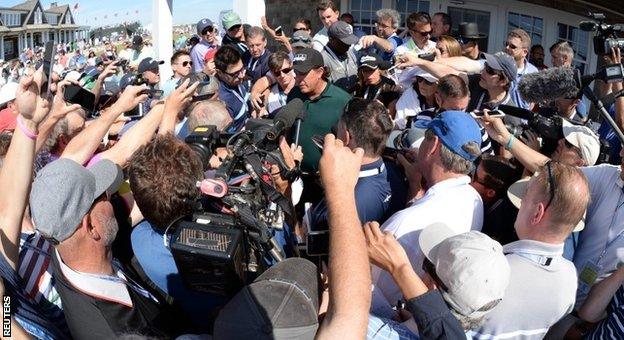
[73,3,79,11]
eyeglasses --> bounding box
[228,24,242,32]
[223,66,246,78]
[176,61,193,67]
[505,42,519,50]
[202,26,215,35]
[375,21,391,29]
[543,161,557,213]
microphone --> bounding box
[517,67,592,104]
[266,98,304,141]
[497,105,536,121]
[579,21,598,31]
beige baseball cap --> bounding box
[562,119,600,166]
[507,176,586,231]
[419,223,510,318]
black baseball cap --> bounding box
[358,53,392,70]
[132,35,143,46]
[292,48,324,74]
[328,21,359,45]
[213,258,319,340]
[137,57,164,73]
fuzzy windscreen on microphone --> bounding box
[517,67,581,104]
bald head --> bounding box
[187,100,233,134]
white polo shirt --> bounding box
[370,175,483,317]
[574,164,624,305]
[395,38,436,56]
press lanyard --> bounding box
[247,57,260,72]
[363,85,381,100]
[596,188,624,265]
[512,251,556,267]
[231,84,250,120]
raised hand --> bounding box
[319,134,364,195]
[111,84,150,114]
[363,221,411,276]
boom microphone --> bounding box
[266,98,304,141]
[517,67,587,104]
[497,104,536,121]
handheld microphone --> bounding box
[266,98,304,141]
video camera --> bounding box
[580,12,624,55]
[170,100,304,297]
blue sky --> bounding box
[5,0,233,27]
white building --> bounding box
[0,0,90,60]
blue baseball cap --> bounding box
[413,111,482,161]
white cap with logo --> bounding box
[418,223,510,318]
[562,119,600,166]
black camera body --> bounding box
[580,12,624,55]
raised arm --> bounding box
[481,111,549,173]
[436,56,483,74]
[396,53,462,79]
[158,79,199,135]
[316,134,371,340]
[91,60,121,105]
[250,75,274,111]
[0,69,50,269]
[98,103,165,167]
[359,35,394,53]
[35,79,82,152]
[61,85,148,165]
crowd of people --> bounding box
[1,1,624,339]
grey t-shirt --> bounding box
[321,46,358,92]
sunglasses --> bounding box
[543,161,557,213]
[505,42,519,50]
[293,27,308,32]
[228,24,242,32]
[177,61,193,67]
[292,36,311,43]
[275,67,292,75]
[412,29,432,36]
[484,63,504,78]
[202,26,215,35]
[223,66,245,78]
[417,77,436,85]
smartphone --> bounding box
[42,41,55,95]
[306,231,329,256]
[275,26,283,36]
[124,104,144,119]
[311,135,324,150]
[64,84,95,113]
[471,110,506,119]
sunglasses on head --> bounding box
[202,26,215,35]
[292,36,311,43]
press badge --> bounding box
[578,261,602,293]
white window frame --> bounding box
[395,0,431,29]
[349,0,384,35]
[507,12,544,47]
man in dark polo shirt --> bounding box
[288,48,351,176]
[29,158,183,339]
[309,99,406,230]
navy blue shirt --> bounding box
[218,80,251,132]
[598,103,622,165]
[242,49,271,84]
[376,35,403,61]
[309,158,407,229]
[131,220,227,331]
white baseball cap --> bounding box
[562,120,600,166]
[386,127,426,151]
[419,223,510,318]
[0,82,19,106]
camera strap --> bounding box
[245,152,294,216]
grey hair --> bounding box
[426,129,480,174]
[376,9,401,29]
[187,100,232,133]
[246,26,266,40]
[44,118,69,153]
[550,41,574,59]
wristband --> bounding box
[504,135,514,151]
[16,116,38,140]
